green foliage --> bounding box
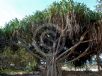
[0,29,6,51]
[4,18,19,33]
[0,47,37,72]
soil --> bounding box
[62,71,102,76]
[1,71,102,76]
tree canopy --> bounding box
[0,0,102,73]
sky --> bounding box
[0,0,97,28]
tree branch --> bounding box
[11,38,45,60]
[56,30,88,61]
[68,47,90,62]
[56,41,81,61]
[32,40,47,57]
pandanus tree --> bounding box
[4,18,20,51]
[12,0,102,76]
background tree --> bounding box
[96,0,102,12]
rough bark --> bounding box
[44,56,62,76]
[46,63,62,76]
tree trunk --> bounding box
[46,63,62,76]
[45,57,62,76]
[96,52,101,71]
